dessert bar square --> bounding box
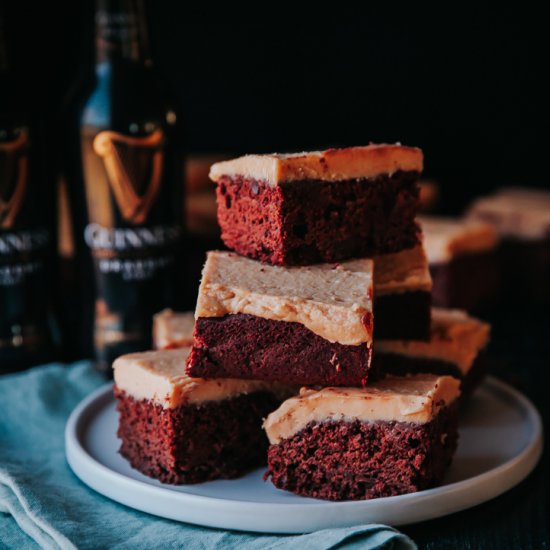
[264,374,460,501]
[113,348,289,484]
[419,216,499,312]
[374,308,491,398]
[210,144,423,265]
[153,309,195,349]
[466,188,550,305]
[186,250,374,386]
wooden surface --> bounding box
[404,306,549,549]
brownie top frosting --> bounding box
[209,144,423,186]
[376,308,490,373]
[419,215,499,263]
[113,348,279,408]
[153,309,195,350]
[371,245,432,296]
[263,373,460,444]
[466,188,550,240]
[196,251,374,345]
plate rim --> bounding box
[65,376,543,532]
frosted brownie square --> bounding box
[373,244,432,340]
[153,309,195,349]
[374,308,491,398]
[466,188,550,305]
[114,348,290,484]
[186,251,374,386]
[419,216,499,311]
[210,144,423,265]
[264,374,460,501]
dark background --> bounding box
[4,4,550,213]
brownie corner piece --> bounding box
[264,374,461,500]
[113,348,282,484]
[210,144,423,264]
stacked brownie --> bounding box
[114,144,491,501]
[183,144,465,500]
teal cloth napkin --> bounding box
[0,363,416,550]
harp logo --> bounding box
[0,129,29,230]
[93,129,164,225]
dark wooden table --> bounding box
[404,306,549,549]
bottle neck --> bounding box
[95,0,151,66]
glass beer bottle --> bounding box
[76,0,184,371]
[0,8,56,372]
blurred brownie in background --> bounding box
[114,348,288,484]
[153,309,195,349]
[466,188,550,305]
[419,216,499,312]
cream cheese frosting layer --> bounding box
[113,348,280,408]
[153,309,195,349]
[263,374,460,444]
[209,144,423,187]
[376,308,490,374]
[195,251,374,346]
[466,188,550,240]
[370,245,432,296]
[419,216,499,264]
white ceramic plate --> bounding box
[65,376,543,533]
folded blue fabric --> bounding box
[0,363,416,550]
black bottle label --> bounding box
[0,126,50,286]
[81,126,182,360]
[0,125,51,354]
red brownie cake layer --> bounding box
[266,409,458,501]
[264,375,460,501]
[211,145,423,265]
[187,314,373,386]
[116,389,279,484]
[113,348,293,484]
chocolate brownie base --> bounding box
[116,389,279,484]
[187,314,372,386]
[216,170,421,265]
[265,405,459,501]
[375,291,431,340]
[430,250,500,312]
[372,352,489,399]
